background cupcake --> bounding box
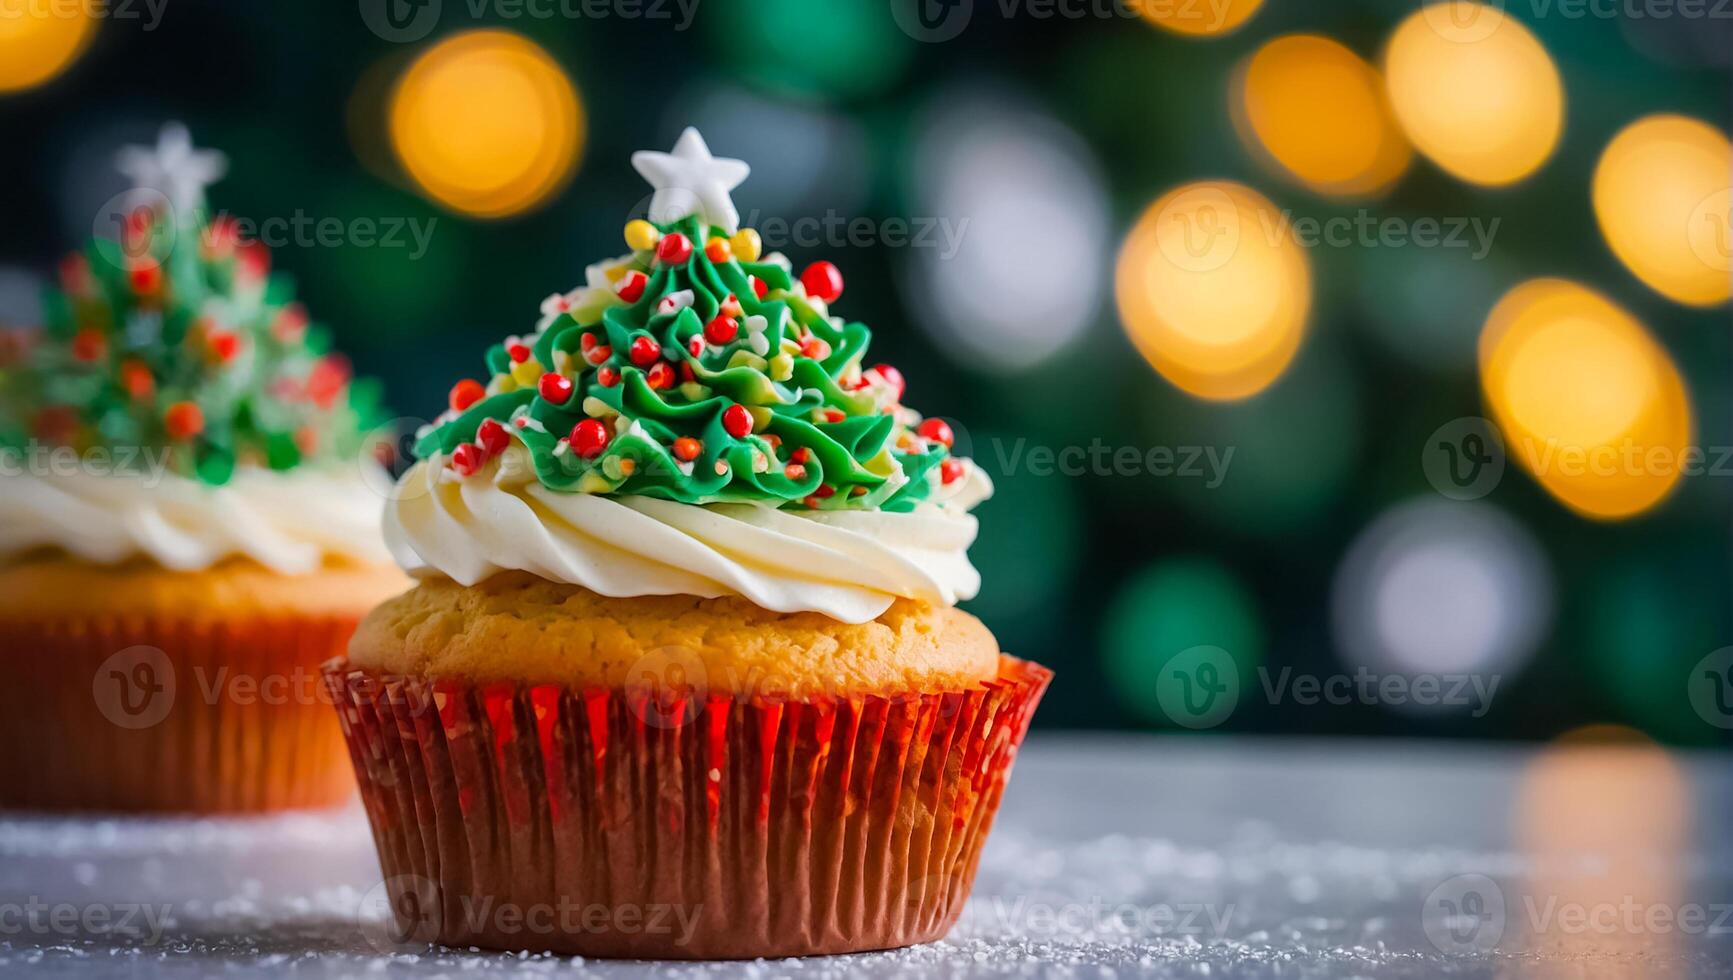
[0,125,408,813]
[328,129,1049,959]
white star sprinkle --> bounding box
[631,127,750,235]
[115,123,228,216]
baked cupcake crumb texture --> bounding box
[348,572,999,696]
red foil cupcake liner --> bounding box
[0,616,363,813]
[325,655,1051,959]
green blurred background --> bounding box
[1,0,1729,744]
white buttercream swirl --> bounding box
[0,465,393,574]
[383,447,993,624]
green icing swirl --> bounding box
[417,215,964,512]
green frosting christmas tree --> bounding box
[418,128,971,513]
[0,125,382,485]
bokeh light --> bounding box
[0,0,97,93]
[1232,35,1411,198]
[1115,180,1312,400]
[1517,727,1688,955]
[1332,499,1551,706]
[1384,4,1563,186]
[906,88,1110,373]
[388,30,583,219]
[1132,0,1263,37]
[1592,114,1731,307]
[1480,279,1693,520]
[1103,558,1263,727]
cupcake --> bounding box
[0,125,408,812]
[327,128,1049,958]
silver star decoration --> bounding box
[631,128,750,235]
[115,123,228,216]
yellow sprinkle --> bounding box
[730,228,762,263]
[604,265,628,283]
[581,396,611,418]
[747,406,773,430]
[577,471,613,493]
[510,358,543,386]
[768,353,794,382]
[624,219,660,251]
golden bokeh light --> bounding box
[389,30,584,219]
[1115,181,1312,401]
[1480,279,1693,520]
[1516,726,1688,958]
[1232,34,1412,198]
[1132,0,1263,37]
[1593,114,1732,308]
[0,0,98,93]
[1383,4,1563,186]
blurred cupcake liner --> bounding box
[326,655,1051,959]
[0,616,363,813]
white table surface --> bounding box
[1,735,1728,978]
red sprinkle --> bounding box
[656,233,693,265]
[571,419,611,458]
[784,462,807,481]
[940,457,966,485]
[812,484,836,499]
[918,418,955,449]
[585,344,612,366]
[476,417,511,456]
[873,364,906,399]
[208,331,240,363]
[507,343,532,363]
[451,443,484,476]
[749,275,768,300]
[450,379,486,413]
[800,336,831,361]
[704,315,738,345]
[704,238,731,263]
[120,361,154,400]
[790,447,810,464]
[645,362,676,390]
[164,401,204,440]
[629,336,661,366]
[580,332,599,353]
[721,403,753,438]
[616,270,648,303]
[719,293,743,318]
[673,436,702,462]
[822,409,845,423]
[71,328,106,363]
[538,372,574,405]
[597,367,621,387]
[801,261,844,303]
